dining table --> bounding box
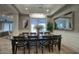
[11,34,61,54]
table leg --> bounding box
[12,40,15,54]
[28,41,30,54]
[58,39,61,53]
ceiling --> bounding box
[0,4,66,16]
[15,4,66,15]
[0,4,18,15]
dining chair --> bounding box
[13,36,27,54]
[28,35,38,54]
[40,35,51,53]
[51,35,62,52]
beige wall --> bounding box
[19,14,30,34]
[52,5,79,53]
[12,14,19,36]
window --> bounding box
[31,18,47,32]
[3,22,13,32]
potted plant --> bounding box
[46,22,53,33]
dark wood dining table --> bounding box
[11,35,61,54]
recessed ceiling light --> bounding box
[25,8,28,10]
[46,9,49,12]
[30,13,46,18]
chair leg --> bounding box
[15,46,17,54]
[51,41,53,52]
[58,44,61,53]
[28,47,30,54]
[28,43,30,54]
[23,46,26,54]
[41,42,43,54]
[41,46,43,54]
[41,41,44,54]
[36,42,38,54]
[48,42,50,52]
[48,45,50,52]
